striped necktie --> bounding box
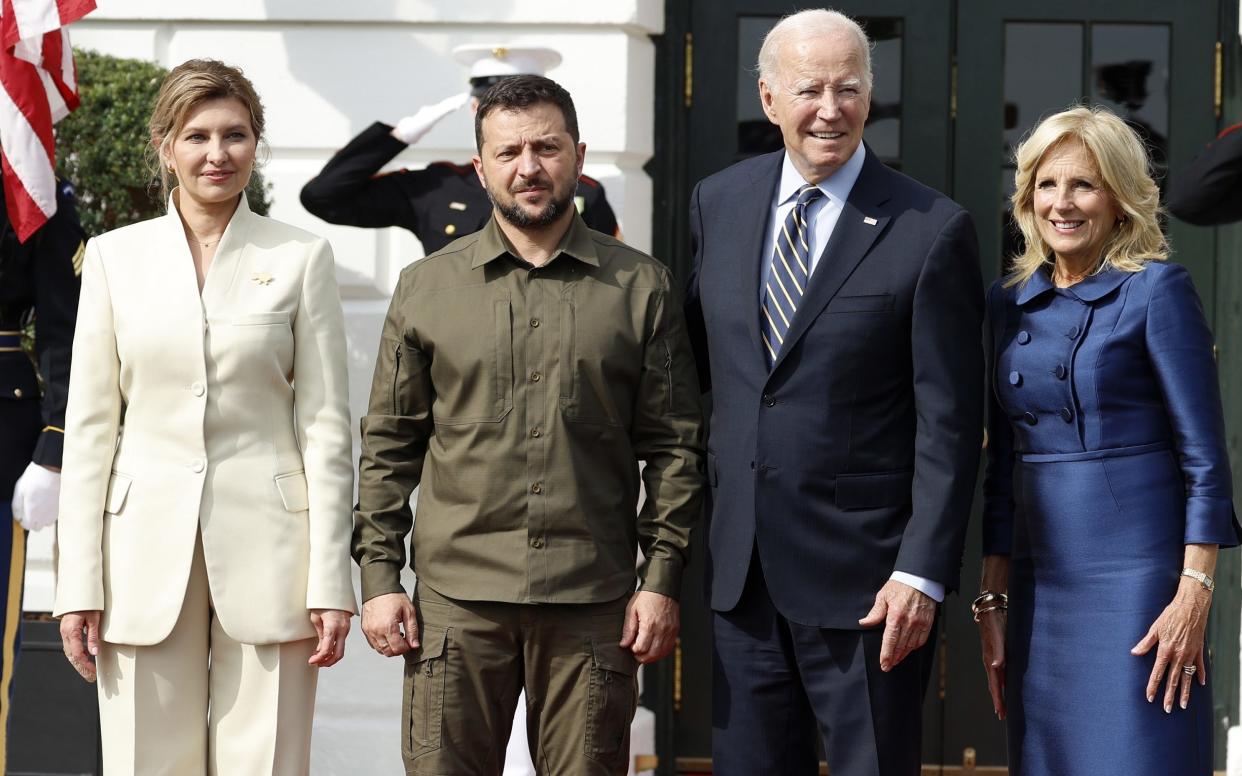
[761,183,823,366]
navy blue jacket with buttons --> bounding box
[982,262,1240,555]
[685,148,985,627]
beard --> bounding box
[486,176,575,230]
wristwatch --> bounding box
[1181,567,1215,592]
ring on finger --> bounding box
[1183,664,1198,676]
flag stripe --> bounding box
[0,0,93,239]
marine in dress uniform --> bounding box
[0,176,84,769]
[1167,122,1242,225]
[300,45,620,255]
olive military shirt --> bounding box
[353,213,704,604]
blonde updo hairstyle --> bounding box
[148,59,266,204]
[1007,105,1167,287]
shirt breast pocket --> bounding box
[558,298,631,428]
[430,297,514,425]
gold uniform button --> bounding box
[13,388,22,398]
[444,224,457,235]
[531,482,543,494]
[530,371,542,382]
[530,537,544,549]
[531,427,541,438]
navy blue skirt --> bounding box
[1007,447,1212,775]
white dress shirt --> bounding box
[760,144,945,604]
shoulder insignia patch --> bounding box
[71,240,85,277]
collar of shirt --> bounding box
[762,144,867,302]
[470,212,602,270]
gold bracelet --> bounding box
[973,604,1007,623]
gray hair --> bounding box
[757,9,873,94]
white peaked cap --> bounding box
[451,44,563,80]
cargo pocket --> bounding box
[584,638,638,769]
[403,626,449,761]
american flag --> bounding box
[0,0,94,242]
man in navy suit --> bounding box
[685,9,983,775]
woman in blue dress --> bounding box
[974,105,1239,775]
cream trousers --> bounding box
[95,533,319,775]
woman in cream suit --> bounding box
[54,59,356,775]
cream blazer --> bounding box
[53,195,356,646]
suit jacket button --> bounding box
[1055,364,1067,380]
[1008,371,1021,386]
[1016,331,1031,345]
[1023,412,1038,426]
[190,381,205,397]
[762,394,775,407]
[190,459,205,473]
[1060,407,1074,422]
[12,388,22,398]
[1067,325,1081,339]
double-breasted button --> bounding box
[1054,364,1067,380]
[1017,331,1031,345]
[1067,325,1081,339]
[531,482,543,494]
[762,394,776,407]
[190,381,205,397]
[1060,407,1074,422]
[1023,412,1038,426]
[1008,371,1022,386]
[190,458,205,473]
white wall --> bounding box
[26,3,663,774]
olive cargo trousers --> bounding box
[404,585,639,776]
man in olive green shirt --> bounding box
[353,75,704,775]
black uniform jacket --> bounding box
[1168,122,1242,226]
[0,178,84,491]
[301,122,620,254]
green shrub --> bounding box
[54,49,272,238]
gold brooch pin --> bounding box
[252,272,274,285]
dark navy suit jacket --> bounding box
[685,147,985,628]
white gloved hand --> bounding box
[393,92,472,145]
[11,463,60,531]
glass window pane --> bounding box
[1091,23,1171,183]
[1000,23,1083,274]
[735,16,903,167]
[1003,23,1084,158]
